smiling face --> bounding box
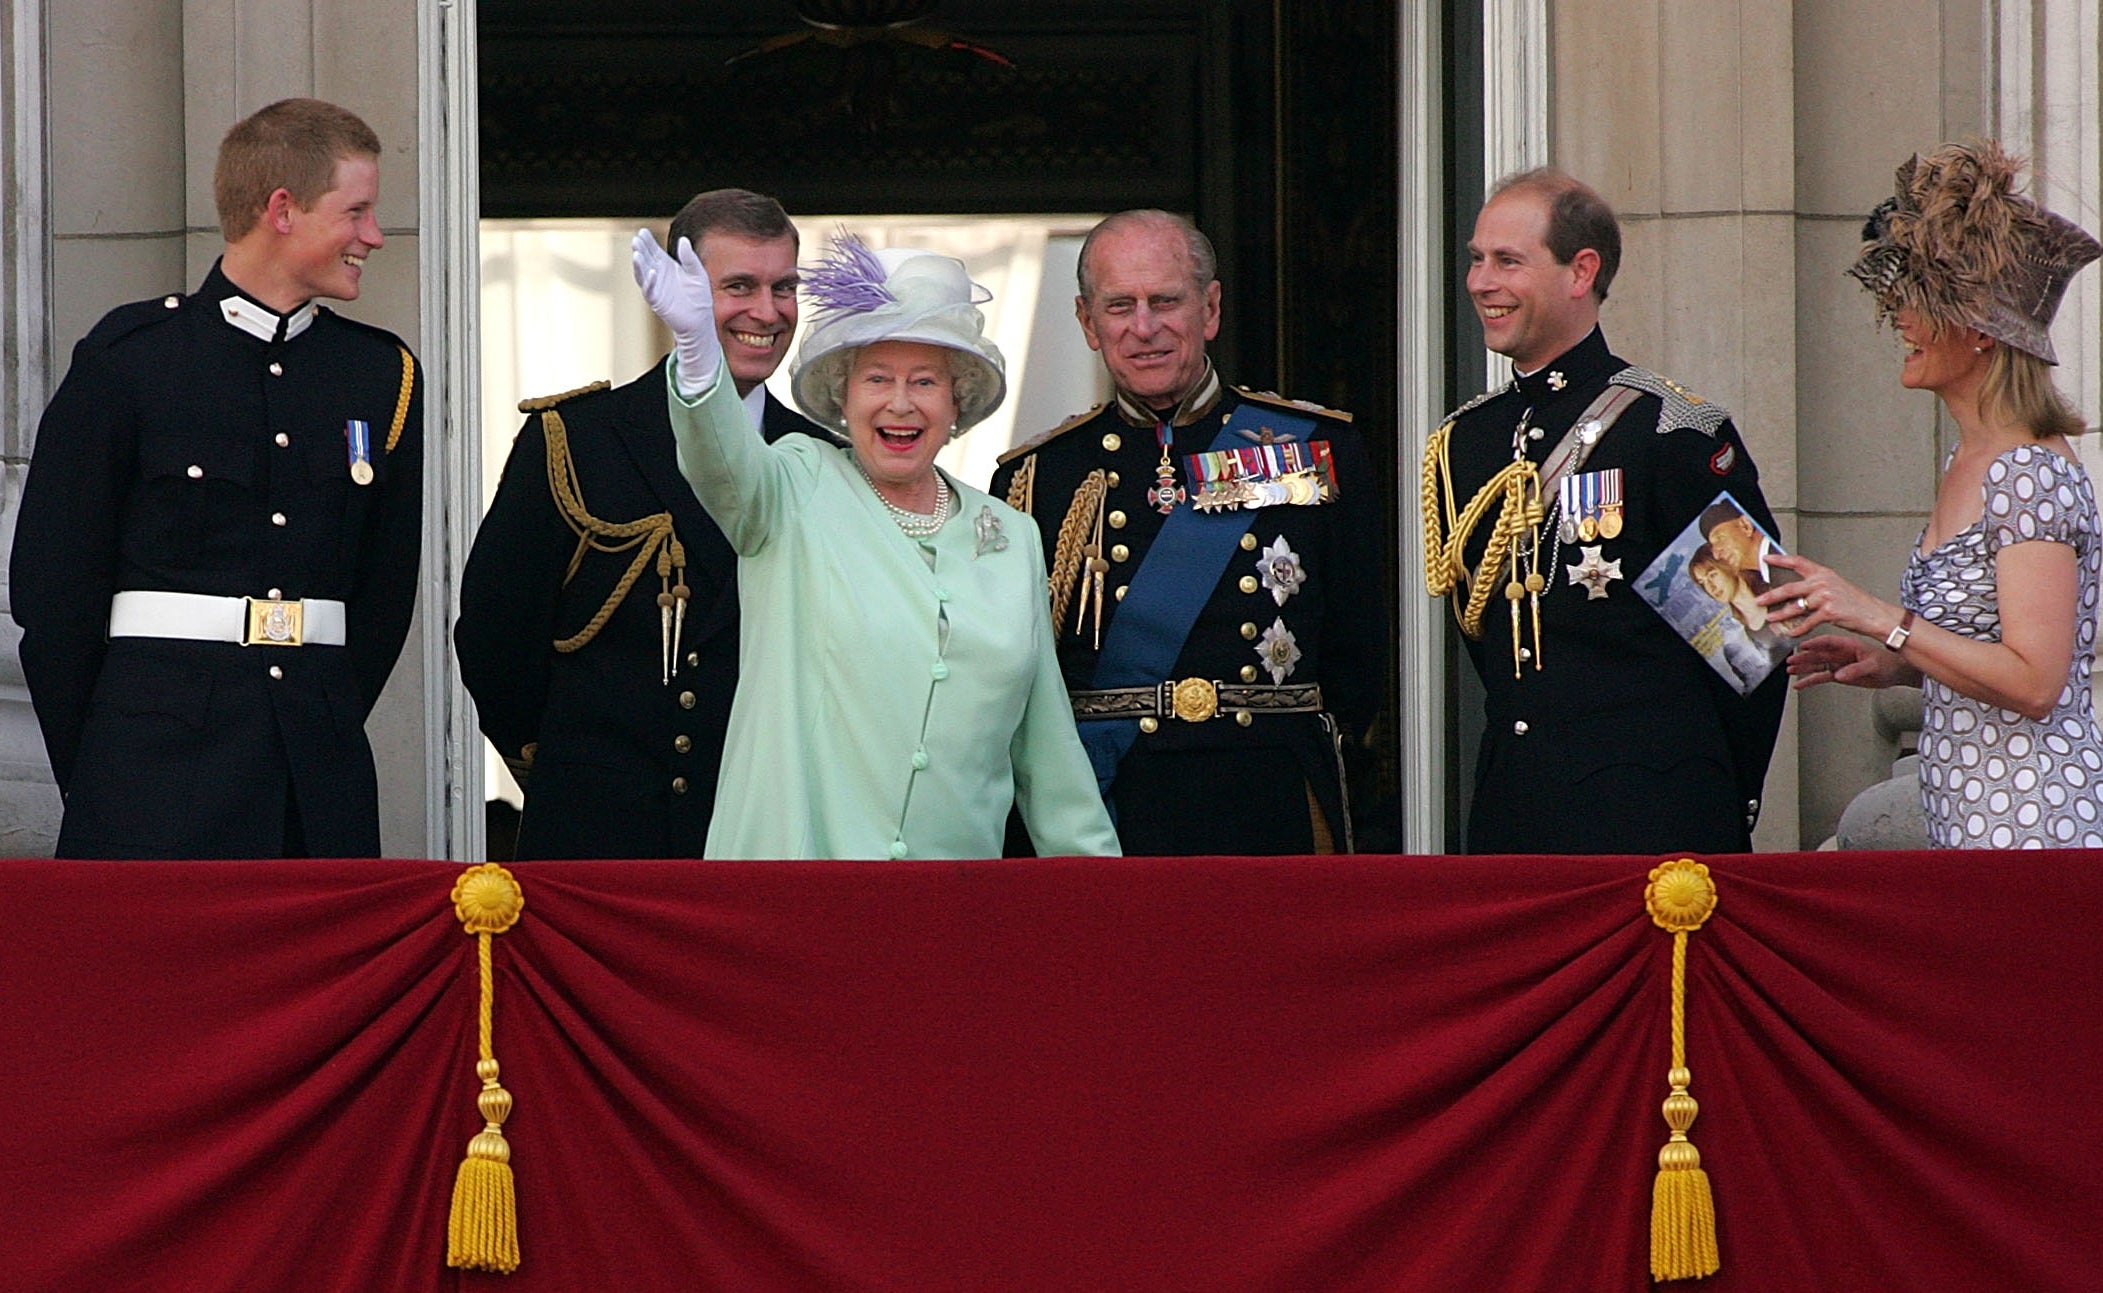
[842,340,958,499]
[1466,187,1598,373]
[1076,221,1221,408]
[700,231,800,397]
[278,154,383,305]
[1894,307,1991,397]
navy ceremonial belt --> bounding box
[1070,680,1324,724]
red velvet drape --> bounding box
[4,852,2099,1291]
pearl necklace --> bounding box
[861,466,953,537]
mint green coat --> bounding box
[668,368,1119,860]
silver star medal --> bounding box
[1565,545,1622,599]
[974,505,1008,558]
[1256,618,1302,683]
[1256,535,1305,607]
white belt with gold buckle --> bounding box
[108,590,347,647]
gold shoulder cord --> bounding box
[541,409,689,683]
[1047,469,1109,645]
[386,347,414,453]
[1004,454,1035,514]
[1420,421,1544,671]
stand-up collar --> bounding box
[1113,359,1224,429]
[1511,326,1617,403]
[208,261,318,344]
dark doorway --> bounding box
[477,0,1404,848]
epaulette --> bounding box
[79,293,188,351]
[1610,366,1732,438]
[996,402,1107,466]
[1235,386,1353,423]
[519,380,612,414]
[1437,380,1514,427]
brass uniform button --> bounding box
[674,735,692,754]
[1108,510,1127,529]
[1239,575,1259,594]
[1114,585,1128,602]
[270,512,287,526]
[274,433,290,447]
[268,362,283,377]
[268,665,283,680]
[1240,622,1258,640]
[1105,471,1120,487]
[1240,665,1259,682]
[1110,544,1129,563]
[267,588,282,598]
[1514,720,1529,736]
[1235,710,1253,727]
[1102,432,1122,452]
[671,777,689,795]
[679,690,696,710]
[1239,533,1258,552]
[186,465,204,479]
[1138,717,1159,734]
[687,651,700,667]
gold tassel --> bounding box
[447,864,526,1275]
[1645,858,1721,1281]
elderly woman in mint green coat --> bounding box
[632,228,1118,860]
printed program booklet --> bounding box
[1633,490,1791,695]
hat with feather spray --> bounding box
[1848,140,2100,364]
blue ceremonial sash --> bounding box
[1079,403,1320,794]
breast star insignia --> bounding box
[1566,545,1622,599]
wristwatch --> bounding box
[1884,608,1916,652]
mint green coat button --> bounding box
[930,661,949,680]
[912,748,930,770]
[888,840,908,859]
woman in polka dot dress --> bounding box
[1760,140,2103,847]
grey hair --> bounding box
[1077,209,1218,301]
[801,344,1002,437]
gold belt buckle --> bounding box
[244,597,304,647]
[1169,677,1219,723]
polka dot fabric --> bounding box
[1900,445,2103,847]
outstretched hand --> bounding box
[1758,551,1902,641]
[1784,631,1907,691]
[631,228,722,398]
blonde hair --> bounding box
[1979,344,2089,439]
[214,99,381,241]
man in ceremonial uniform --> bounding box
[11,99,422,858]
[455,189,830,858]
[990,210,1381,855]
[1422,169,1785,853]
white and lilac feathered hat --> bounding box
[790,233,1008,433]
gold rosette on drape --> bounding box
[1645,858,1721,1280]
[446,864,526,1274]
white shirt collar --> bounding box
[219,294,317,343]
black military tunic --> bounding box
[1430,328,1785,854]
[11,262,424,858]
[454,359,830,859]
[989,368,1382,855]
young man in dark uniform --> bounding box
[990,210,1382,855]
[1423,169,1785,854]
[12,99,423,859]
[454,189,831,859]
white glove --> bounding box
[631,228,722,399]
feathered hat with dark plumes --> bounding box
[1848,140,2100,364]
[790,232,1007,433]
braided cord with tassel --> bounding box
[447,864,526,1274]
[1646,859,1721,1281]
[1420,422,1540,639]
